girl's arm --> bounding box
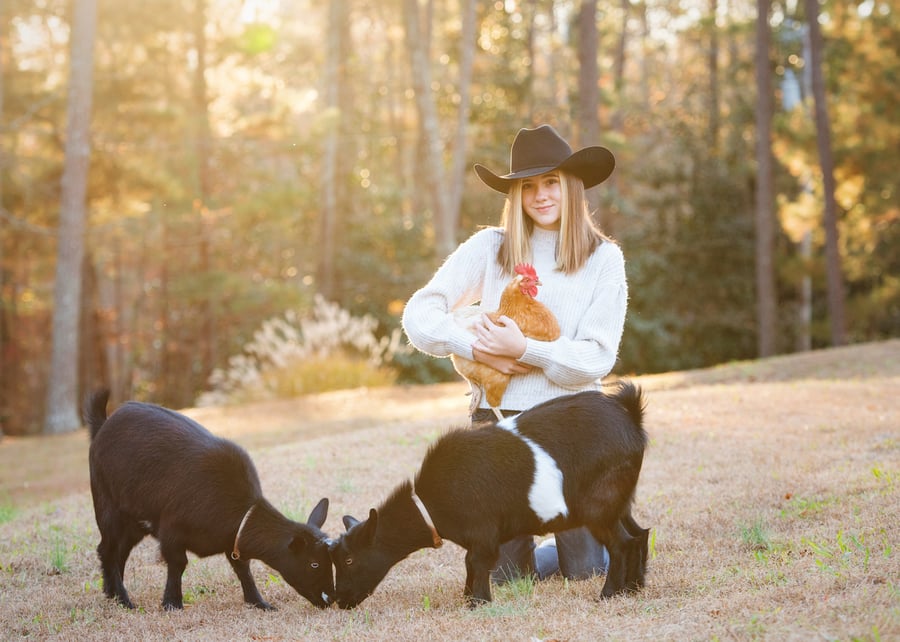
[471,346,532,375]
[401,229,501,360]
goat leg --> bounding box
[623,531,649,593]
[463,547,497,607]
[97,538,134,609]
[96,512,142,608]
[228,555,275,610]
[593,520,631,599]
[625,529,650,591]
[159,542,188,611]
[620,512,650,590]
[599,547,627,598]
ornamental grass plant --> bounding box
[197,295,405,407]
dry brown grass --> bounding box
[1,340,898,641]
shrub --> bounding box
[197,295,406,406]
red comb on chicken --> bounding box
[514,263,537,278]
[513,263,540,298]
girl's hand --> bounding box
[472,314,528,359]
[472,347,532,375]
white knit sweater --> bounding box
[401,226,628,412]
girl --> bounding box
[401,124,627,581]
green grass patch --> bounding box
[871,466,895,493]
[802,530,873,577]
[0,502,16,524]
[471,575,535,617]
[183,584,214,605]
[739,518,771,552]
[50,525,69,574]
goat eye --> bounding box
[345,557,353,566]
[310,562,320,569]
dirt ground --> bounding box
[1,339,898,641]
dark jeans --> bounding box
[471,409,610,582]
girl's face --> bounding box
[520,172,562,231]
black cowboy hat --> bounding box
[474,124,615,194]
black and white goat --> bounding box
[84,389,334,611]
[329,382,649,608]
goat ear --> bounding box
[359,508,378,545]
[342,515,360,530]
[307,497,329,528]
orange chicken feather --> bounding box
[451,264,560,418]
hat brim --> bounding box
[474,146,615,194]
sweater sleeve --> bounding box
[518,243,628,387]
[401,229,500,361]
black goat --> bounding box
[84,389,334,611]
[329,382,650,608]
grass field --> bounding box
[1,340,898,641]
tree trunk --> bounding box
[318,0,347,299]
[402,0,452,259]
[0,2,6,437]
[522,0,537,123]
[44,0,97,434]
[610,0,628,134]
[603,0,629,237]
[576,0,601,217]
[192,0,215,379]
[576,0,599,144]
[157,198,169,398]
[638,1,651,110]
[753,0,777,358]
[804,0,846,346]
[708,0,720,153]
[446,0,475,225]
[547,3,567,120]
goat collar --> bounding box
[231,503,257,560]
[410,486,443,548]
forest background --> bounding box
[1,0,897,435]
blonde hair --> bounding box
[497,171,610,275]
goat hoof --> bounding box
[162,601,184,611]
[252,601,276,611]
[598,588,616,600]
[465,596,491,609]
[598,586,627,601]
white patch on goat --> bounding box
[496,415,568,522]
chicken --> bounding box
[451,263,560,419]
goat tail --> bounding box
[83,388,111,441]
[611,379,647,433]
